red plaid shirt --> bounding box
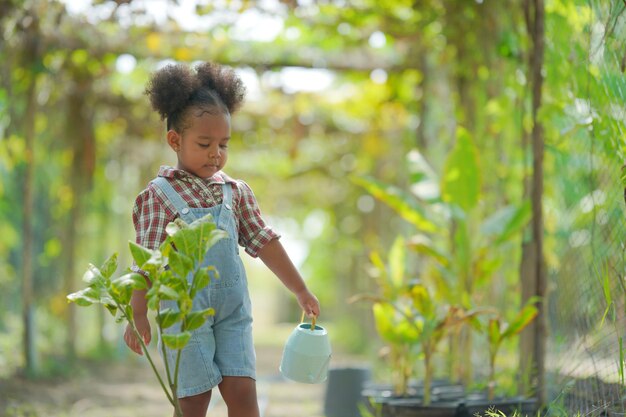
[132,166,279,268]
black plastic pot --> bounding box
[382,398,459,417]
[362,380,466,417]
[362,380,465,402]
[459,396,538,417]
[372,394,538,417]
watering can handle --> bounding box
[300,311,317,330]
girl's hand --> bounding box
[296,288,321,318]
[124,314,151,355]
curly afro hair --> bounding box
[145,61,247,132]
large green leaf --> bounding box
[129,241,153,268]
[110,273,144,305]
[501,303,539,339]
[480,202,531,245]
[441,127,481,211]
[388,236,406,289]
[168,250,193,279]
[372,302,420,345]
[82,264,105,286]
[67,287,100,306]
[112,272,148,292]
[99,253,118,280]
[201,229,229,259]
[168,216,225,265]
[453,217,471,289]
[190,266,215,298]
[411,285,435,318]
[406,149,441,202]
[157,308,183,329]
[407,234,449,267]
[351,175,438,232]
[158,285,180,300]
[162,332,192,350]
[184,308,215,331]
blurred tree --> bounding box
[519,0,547,404]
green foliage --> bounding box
[354,130,534,394]
[441,127,481,212]
[475,299,539,401]
[351,176,439,233]
[354,144,531,306]
[67,214,226,416]
[354,236,487,404]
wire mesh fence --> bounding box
[546,1,626,415]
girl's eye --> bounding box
[220,144,228,149]
[198,143,210,148]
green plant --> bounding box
[352,236,420,396]
[67,214,226,417]
[352,127,531,385]
[408,284,482,405]
[353,236,486,404]
[478,299,539,401]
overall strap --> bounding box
[151,177,195,223]
[218,183,234,229]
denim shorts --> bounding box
[160,284,256,398]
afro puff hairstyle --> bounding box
[145,62,246,132]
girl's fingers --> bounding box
[125,330,143,355]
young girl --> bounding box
[123,62,321,417]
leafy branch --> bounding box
[67,214,226,417]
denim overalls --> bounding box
[152,176,256,398]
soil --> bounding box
[0,344,349,417]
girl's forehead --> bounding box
[187,109,231,132]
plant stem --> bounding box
[174,347,183,397]
[157,314,183,417]
[423,348,433,406]
[120,303,175,406]
[488,351,496,401]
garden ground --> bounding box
[0,325,367,417]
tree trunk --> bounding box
[21,13,40,377]
[519,0,546,406]
[64,74,97,360]
[518,239,537,395]
[21,59,37,377]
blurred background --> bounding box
[3,0,626,416]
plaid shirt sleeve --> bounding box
[131,186,176,276]
[236,180,279,257]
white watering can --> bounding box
[279,314,332,384]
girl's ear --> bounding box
[167,130,181,152]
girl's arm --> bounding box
[257,238,321,318]
[125,186,171,354]
[125,287,152,355]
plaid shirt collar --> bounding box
[157,165,236,185]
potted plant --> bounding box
[452,299,539,417]
[360,270,539,417]
[353,237,421,399]
[351,128,538,415]
[380,286,491,417]
[353,236,483,417]
[352,128,531,386]
[67,214,225,417]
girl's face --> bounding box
[167,110,231,179]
